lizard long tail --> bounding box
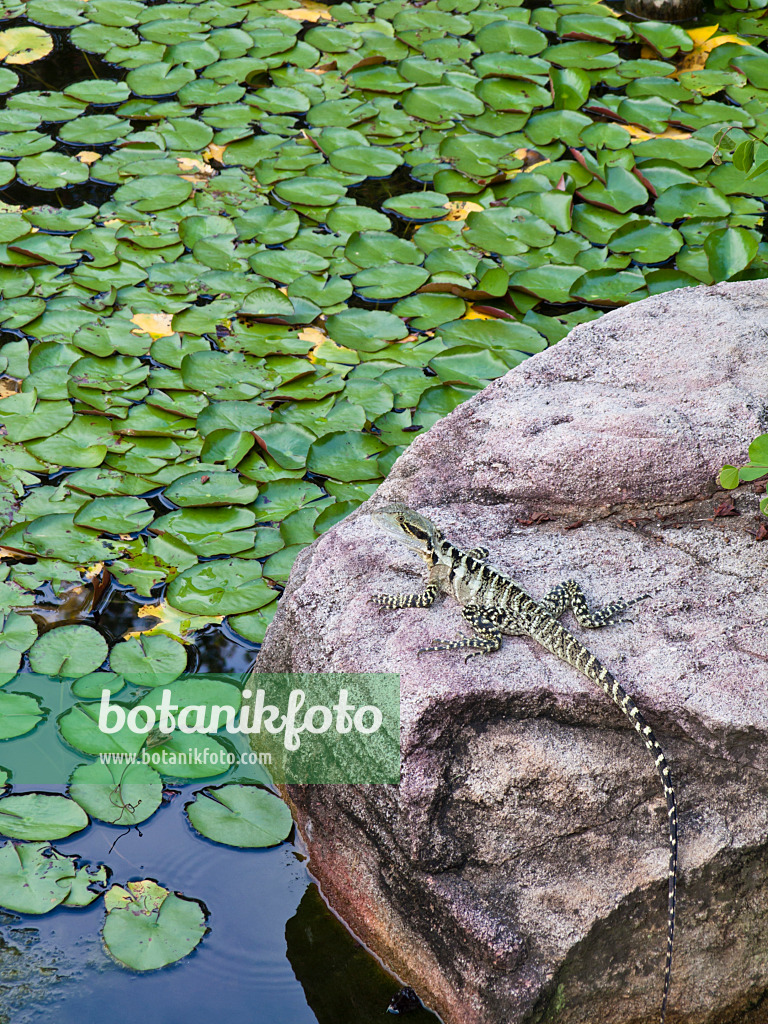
[590,662,677,1024]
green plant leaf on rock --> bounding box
[102,879,207,971]
[185,783,292,848]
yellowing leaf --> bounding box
[131,312,174,339]
[298,326,327,345]
[686,24,720,44]
[126,602,224,642]
[0,377,20,399]
[77,151,101,165]
[673,27,752,75]
[203,143,226,164]
[0,26,53,65]
[622,124,691,141]
[463,306,494,320]
[278,4,332,21]
[443,201,483,221]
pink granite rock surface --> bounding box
[255,281,768,1024]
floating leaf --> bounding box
[0,842,105,915]
[109,634,187,687]
[0,793,88,841]
[0,691,46,740]
[0,26,53,64]
[70,761,163,826]
[103,879,207,971]
[73,497,153,534]
[185,784,292,848]
[704,226,759,280]
[28,625,108,679]
[164,472,259,507]
[167,559,275,616]
[17,153,89,190]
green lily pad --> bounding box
[71,671,125,700]
[103,879,207,971]
[167,559,276,615]
[273,176,348,207]
[382,191,449,222]
[607,219,685,264]
[704,226,759,280]
[125,61,197,97]
[185,784,292,848]
[22,514,125,564]
[64,79,131,104]
[164,471,260,507]
[70,761,163,826]
[59,114,131,145]
[0,691,46,740]
[228,601,278,644]
[17,153,89,190]
[325,308,408,352]
[0,793,88,841]
[0,842,106,915]
[0,612,37,654]
[0,392,73,442]
[113,175,194,212]
[307,431,387,482]
[28,625,108,678]
[58,701,144,758]
[109,634,188,687]
[73,496,153,534]
[352,264,430,300]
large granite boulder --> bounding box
[255,280,768,1024]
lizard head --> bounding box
[371,503,442,553]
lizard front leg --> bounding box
[540,579,647,628]
[371,565,441,609]
[418,603,503,662]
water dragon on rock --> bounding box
[370,503,677,1024]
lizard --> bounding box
[370,503,677,1024]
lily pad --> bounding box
[0,26,53,64]
[69,761,163,826]
[167,559,275,616]
[164,472,260,507]
[103,879,207,971]
[73,496,153,534]
[28,625,108,679]
[0,793,89,841]
[0,691,46,740]
[17,153,89,190]
[0,842,105,915]
[185,784,292,848]
[109,634,188,687]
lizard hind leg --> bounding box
[540,579,648,628]
[418,603,503,662]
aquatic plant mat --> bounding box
[0,0,766,1014]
